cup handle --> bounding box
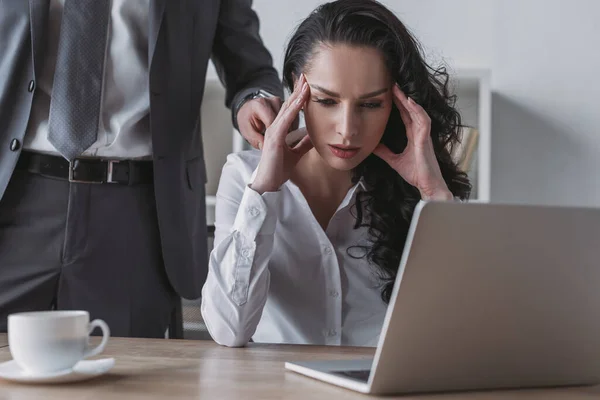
[83,319,110,359]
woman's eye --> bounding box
[314,98,337,106]
[361,102,383,109]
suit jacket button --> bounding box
[10,139,21,152]
[28,80,35,93]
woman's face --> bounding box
[302,43,393,171]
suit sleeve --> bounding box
[211,0,284,120]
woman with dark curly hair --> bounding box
[201,0,471,347]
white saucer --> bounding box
[0,358,115,384]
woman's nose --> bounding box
[337,106,358,139]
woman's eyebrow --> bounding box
[310,85,340,97]
[359,88,388,99]
[310,85,388,99]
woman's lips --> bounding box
[328,144,360,159]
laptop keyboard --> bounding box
[332,369,371,382]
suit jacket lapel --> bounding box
[149,0,166,65]
[28,0,50,79]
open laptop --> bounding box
[285,201,600,395]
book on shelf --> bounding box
[452,126,479,174]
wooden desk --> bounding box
[0,334,598,399]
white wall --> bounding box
[377,0,494,69]
[491,0,600,206]
[207,0,494,78]
[205,0,600,207]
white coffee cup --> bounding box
[8,310,110,374]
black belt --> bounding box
[16,151,154,185]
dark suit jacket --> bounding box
[0,0,283,299]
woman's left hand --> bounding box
[373,84,453,201]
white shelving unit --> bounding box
[451,68,492,202]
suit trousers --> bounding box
[0,167,178,338]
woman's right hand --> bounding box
[251,74,313,194]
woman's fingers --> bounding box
[274,74,306,121]
[291,133,313,156]
[272,75,310,140]
[285,127,308,147]
[394,84,430,128]
[393,84,432,146]
[392,84,413,127]
[406,97,431,128]
[372,142,397,167]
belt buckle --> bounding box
[68,159,120,184]
[105,160,120,183]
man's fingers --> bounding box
[238,115,266,149]
[266,96,283,114]
[252,99,277,133]
[249,132,265,150]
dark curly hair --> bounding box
[283,0,471,303]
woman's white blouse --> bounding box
[201,150,388,347]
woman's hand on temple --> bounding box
[251,74,313,194]
[373,84,453,201]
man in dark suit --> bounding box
[0,0,283,337]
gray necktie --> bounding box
[48,0,111,161]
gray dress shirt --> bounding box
[24,0,152,159]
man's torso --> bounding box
[24,0,153,159]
